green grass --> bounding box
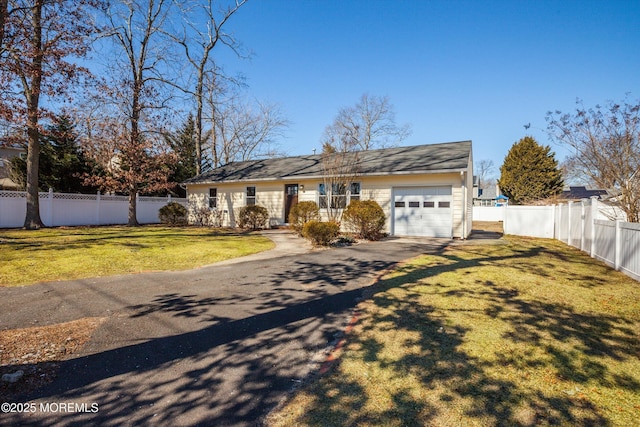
[0,226,274,287]
[268,236,640,427]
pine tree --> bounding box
[10,114,96,193]
[165,115,198,197]
[498,136,564,204]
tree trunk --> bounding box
[24,124,43,229]
[23,0,44,230]
[128,191,138,226]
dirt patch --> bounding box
[472,221,504,233]
[0,317,106,401]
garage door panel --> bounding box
[393,187,452,238]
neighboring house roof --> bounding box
[474,183,499,200]
[561,186,608,200]
[185,140,472,184]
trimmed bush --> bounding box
[238,205,269,230]
[288,201,320,236]
[191,206,224,227]
[159,202,187,226]
[302,220,340,246]
[342,199,386,240]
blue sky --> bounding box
[214,0,639,177]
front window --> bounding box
[350,182,360,202]
[246,186,256,206]
[318,182,361,209]
[208,188,217,209]
[331,183,347,209]
[318,183,328,208]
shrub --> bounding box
[191,206,224,227]
[288,201,320,235]
[302,220,340,246]
[159,202,187,226]
[238,205,269,230]
[342,199,386,240]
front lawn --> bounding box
[0,226,274,286]
[268,236,640,426]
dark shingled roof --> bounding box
[185,140,472,184]
[561,186,608,200]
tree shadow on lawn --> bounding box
[281,242,639,426]
[0,227,261,253]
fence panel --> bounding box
[593,220,616,267]
[556,203,570,243]
[51,193,99,226]
[473,206,504,221]
[619,222,640,281]
[0,190,185,228]
[0,191,26,228]
[504,206,555,238]
[137,197,171,224]
[99,195,129,225]
[568,202,584,249]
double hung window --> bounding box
[208,188,217,209]
[318,182,361,209]
[246,186,256,206]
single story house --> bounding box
[184,140,473,238]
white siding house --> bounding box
[184,141,474,239]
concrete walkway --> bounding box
[213,229,313,266]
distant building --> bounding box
[0,143,25,190]
[473,176,503,206]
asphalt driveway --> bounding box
[0,234,447,426]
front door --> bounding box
[284,184,299,223]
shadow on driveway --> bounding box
[4,240,446,426]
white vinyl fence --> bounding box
[0,189,186,228]
[554,200,640,282]
[475,199,640,282]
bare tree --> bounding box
[101,0,176,225]
[318,94,409,221]
[320,129,360,222]
[324,93,411,152]
[210,95,288,167]
[546,98,640,222]
[475,159,495,192]
[171,0,247,175]
[1,0,101,229]
[80,114,176,201]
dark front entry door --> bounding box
[284,184,299,223]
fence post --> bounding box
[590,197,598,257]
[615,220,621,271]
[96,191,101,225]
[568,201,574,245]
[502,204,508,234]
[46,188,54,226]
[580,199,586,251]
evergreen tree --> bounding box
[165,115,198,197]
[498,136,564,204]
[10,114,97,193]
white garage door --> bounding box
[393,186,453,237]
